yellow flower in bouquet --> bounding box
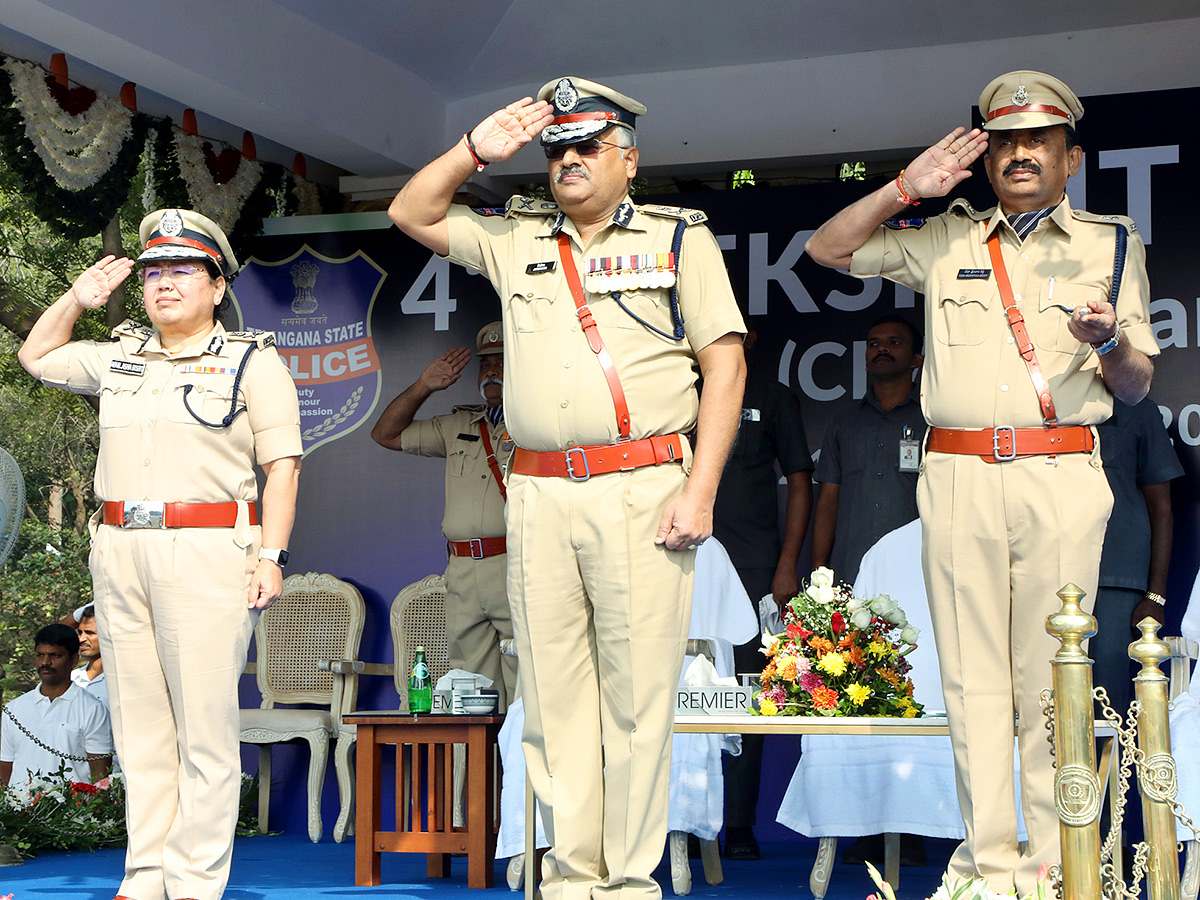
[751,568,926,718]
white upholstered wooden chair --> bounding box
[331,573,451,842]
[239,571,365,842]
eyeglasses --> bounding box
[543,139,623,161]
[138,263,212,284]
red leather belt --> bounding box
[447,537,507,559]
[102,500,257,528]
[511,434,684,480]
[927,426,1093,463]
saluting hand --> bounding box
[901,127,991,202]
[419,347,472,392]
[71,255,134,309]
[468,98,554,165]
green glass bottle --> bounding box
[407,646,432,714]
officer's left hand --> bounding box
[655,492,713,551]
[248,560,283,609]
[1067,298,1118,345]
[772,567,800,611]
[1129,597,1166,631]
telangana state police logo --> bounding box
[1053,764,1101,825]
[159,209,184,236]
[231,246,386,456]
[1011,85,1030,107]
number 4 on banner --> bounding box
[401,255,457,331]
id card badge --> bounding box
[899,425,920,472]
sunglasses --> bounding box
[137,262,213,284]
[543,138,623,161]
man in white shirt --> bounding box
[0,624,112,788]
[69,605,108,708]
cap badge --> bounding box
[1011,85,1030,107]
[160,209,184,236]
[488,330,500,343]
[554,78,579,114]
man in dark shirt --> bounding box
[812,316,926,585]
[712,328,813,860]
[1093,396,1183,718]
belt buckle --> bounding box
[123,501,166,528]
[992,426,1016,462]
[564,447,590,482]
[469,538,484,560]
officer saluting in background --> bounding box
[18,209,302,900]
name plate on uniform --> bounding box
[674,685,754,715]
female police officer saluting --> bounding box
[19,209,301,900]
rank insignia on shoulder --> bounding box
[112,319,153,340]
[109,359,146,377]
[639,204,708,225]
[227,328,276,348]
[885,217,926,230]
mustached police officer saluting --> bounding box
[389,77,746,900]
[18,208,302,900]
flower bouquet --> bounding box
[754,566,924,717]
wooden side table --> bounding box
[347,711,503,888]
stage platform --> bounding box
[0,832,968,900]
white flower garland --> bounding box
[173,128,262,234]
[2,58,133,191]
[140,131,157,214]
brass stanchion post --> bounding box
[1130,617,1180,900]
[1046,583,1102,900]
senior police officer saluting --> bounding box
[390,78,746,900]
[18,209,302,900]
[806,72,1156,895]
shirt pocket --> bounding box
[932,293,992,346]
[446,447,468,477]
[166,379,240,427]
[1034,282,1101,355]
[97,378,143,428]
[590,291,665,332]
[507,289,554,333]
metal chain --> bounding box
[1041,688,1056,763]
[1,704,105,763]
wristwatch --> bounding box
[1091,320,1122,356]
[259,548,290,567]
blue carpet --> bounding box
[0,833,960,900]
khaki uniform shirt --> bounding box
[38,320,302,503]
[850,199,1157,428]
[445,196,745,451]
[400,405,511,541]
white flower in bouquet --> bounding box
[846,595,865,612]
[869,594,897,617]
[850,608,874,630]
[900,624,921,645]
[882,605,908,626]
[809,566,835,589]
[807,583,835,605]
[759,631,780,655]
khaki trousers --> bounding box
[444,553,518,711]
[918,445,1111,896]
[90,525,257,900]
[506,463,693,900]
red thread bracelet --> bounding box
[463,133,488,172]
[895,169,920,206]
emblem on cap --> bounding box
[554,78,579,113]
[488,329,500,343]
[1011,85,1030,107]
[160,209,184,236]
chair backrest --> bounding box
[391,574,449,712]
[1168,635,1199,700]
[254,571,366,713]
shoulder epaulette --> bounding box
[226,328,277,348]
[503,195,561,218]
[637,204,709,226]
[111,319,153,341]
[1072,209,1138,234]
[948,198,991,221]
[450,403,486,415]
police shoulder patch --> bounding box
[885,217,926,230]
[470,206,507,217]
[227,328,277,348]
[1072,209,1137,233]
[637,204,708,226]
[505,195,559,217]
